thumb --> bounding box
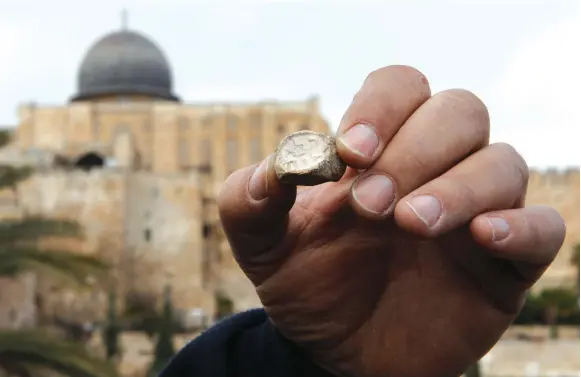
[217,154,297,269]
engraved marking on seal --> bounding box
[274,130,347,186]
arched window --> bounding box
[74,152,105,171]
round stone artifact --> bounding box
[274,131,347,186]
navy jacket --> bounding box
[159,309,336,377]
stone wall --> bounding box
[0,274,37,329]
[0,96,331,328]
[527,168,580,291]
[3,169,213,324]
[123,171,212,313]
[16,97,330,181]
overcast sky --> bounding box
[0,0,578,169]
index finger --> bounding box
[336,65,431,169]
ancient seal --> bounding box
[274,130,347,186]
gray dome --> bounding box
[71,30,179,102]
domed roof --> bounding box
[71,29,179,102]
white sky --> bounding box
[0,0,578,169]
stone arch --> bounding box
[74,151,105,171]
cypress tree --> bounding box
[103,289,121,360]
[148,285,176,377]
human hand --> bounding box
[217,66,565,377]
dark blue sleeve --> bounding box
[159,308,337,377]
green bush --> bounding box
[215,293,234,321]
[148,286,175,377]
[124,292,161,338]
[560,308,580,325]
[514,288,579,326]
[514,293,543,325]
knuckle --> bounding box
[492,143,529,174]
[490,142,530,191]
[534,206,567,260]
[429,89,490,147]
[347,66,432,131]
[536,204,566,233]
[364,68,383,86]
[438,89,490,127]
[492,141,516,152]
[365,65,430,90]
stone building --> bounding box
[0,26,329,326]
[0,25,577,329]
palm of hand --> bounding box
[248,184,526,377]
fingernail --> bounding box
[405,195,442,228]
[248,158,269,200]
[338,124,380,158]
[352,174,395,214]
[486,217,510,241]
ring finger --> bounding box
[395,142,529,237]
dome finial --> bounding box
[121,9,128,30]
